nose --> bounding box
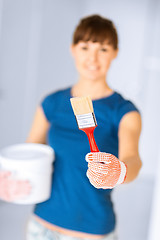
[88,50,98,62]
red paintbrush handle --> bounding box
[81,126,99,152]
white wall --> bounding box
[0,0,84,147]
[0,0,160,240]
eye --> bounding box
[100,48,108,52]
[81,46,88,50]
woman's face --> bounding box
[71,41,118,82]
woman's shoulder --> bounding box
[112,91,140,127]
[113,91,129,103]
[40,87,71,121]
[97,91,133,109]
[113,91,138,109]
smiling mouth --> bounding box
[87,66,99,71]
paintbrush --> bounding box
[70,96,99,152]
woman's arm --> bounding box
[118,111,142,183]
[26,106,50,144]
[86,111,142,189]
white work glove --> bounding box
[0,171,31,202]
[85,152,127,189]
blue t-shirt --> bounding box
[34,87,139,235]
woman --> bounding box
[0,15,142,240]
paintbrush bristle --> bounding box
[70,96,93,115]
[70,96,97,129]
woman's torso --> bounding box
[34,87,138,236]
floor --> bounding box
[0,176,154,240]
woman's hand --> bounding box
[0,171,31,202]
[85,152,127,189]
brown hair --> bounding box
[72,14,118,49]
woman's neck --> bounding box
[71,78,113,100]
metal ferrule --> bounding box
[75,113,97,129]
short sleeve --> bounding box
[115,100,140,128]
[41,94,55,122]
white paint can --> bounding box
[0,143,54,204]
